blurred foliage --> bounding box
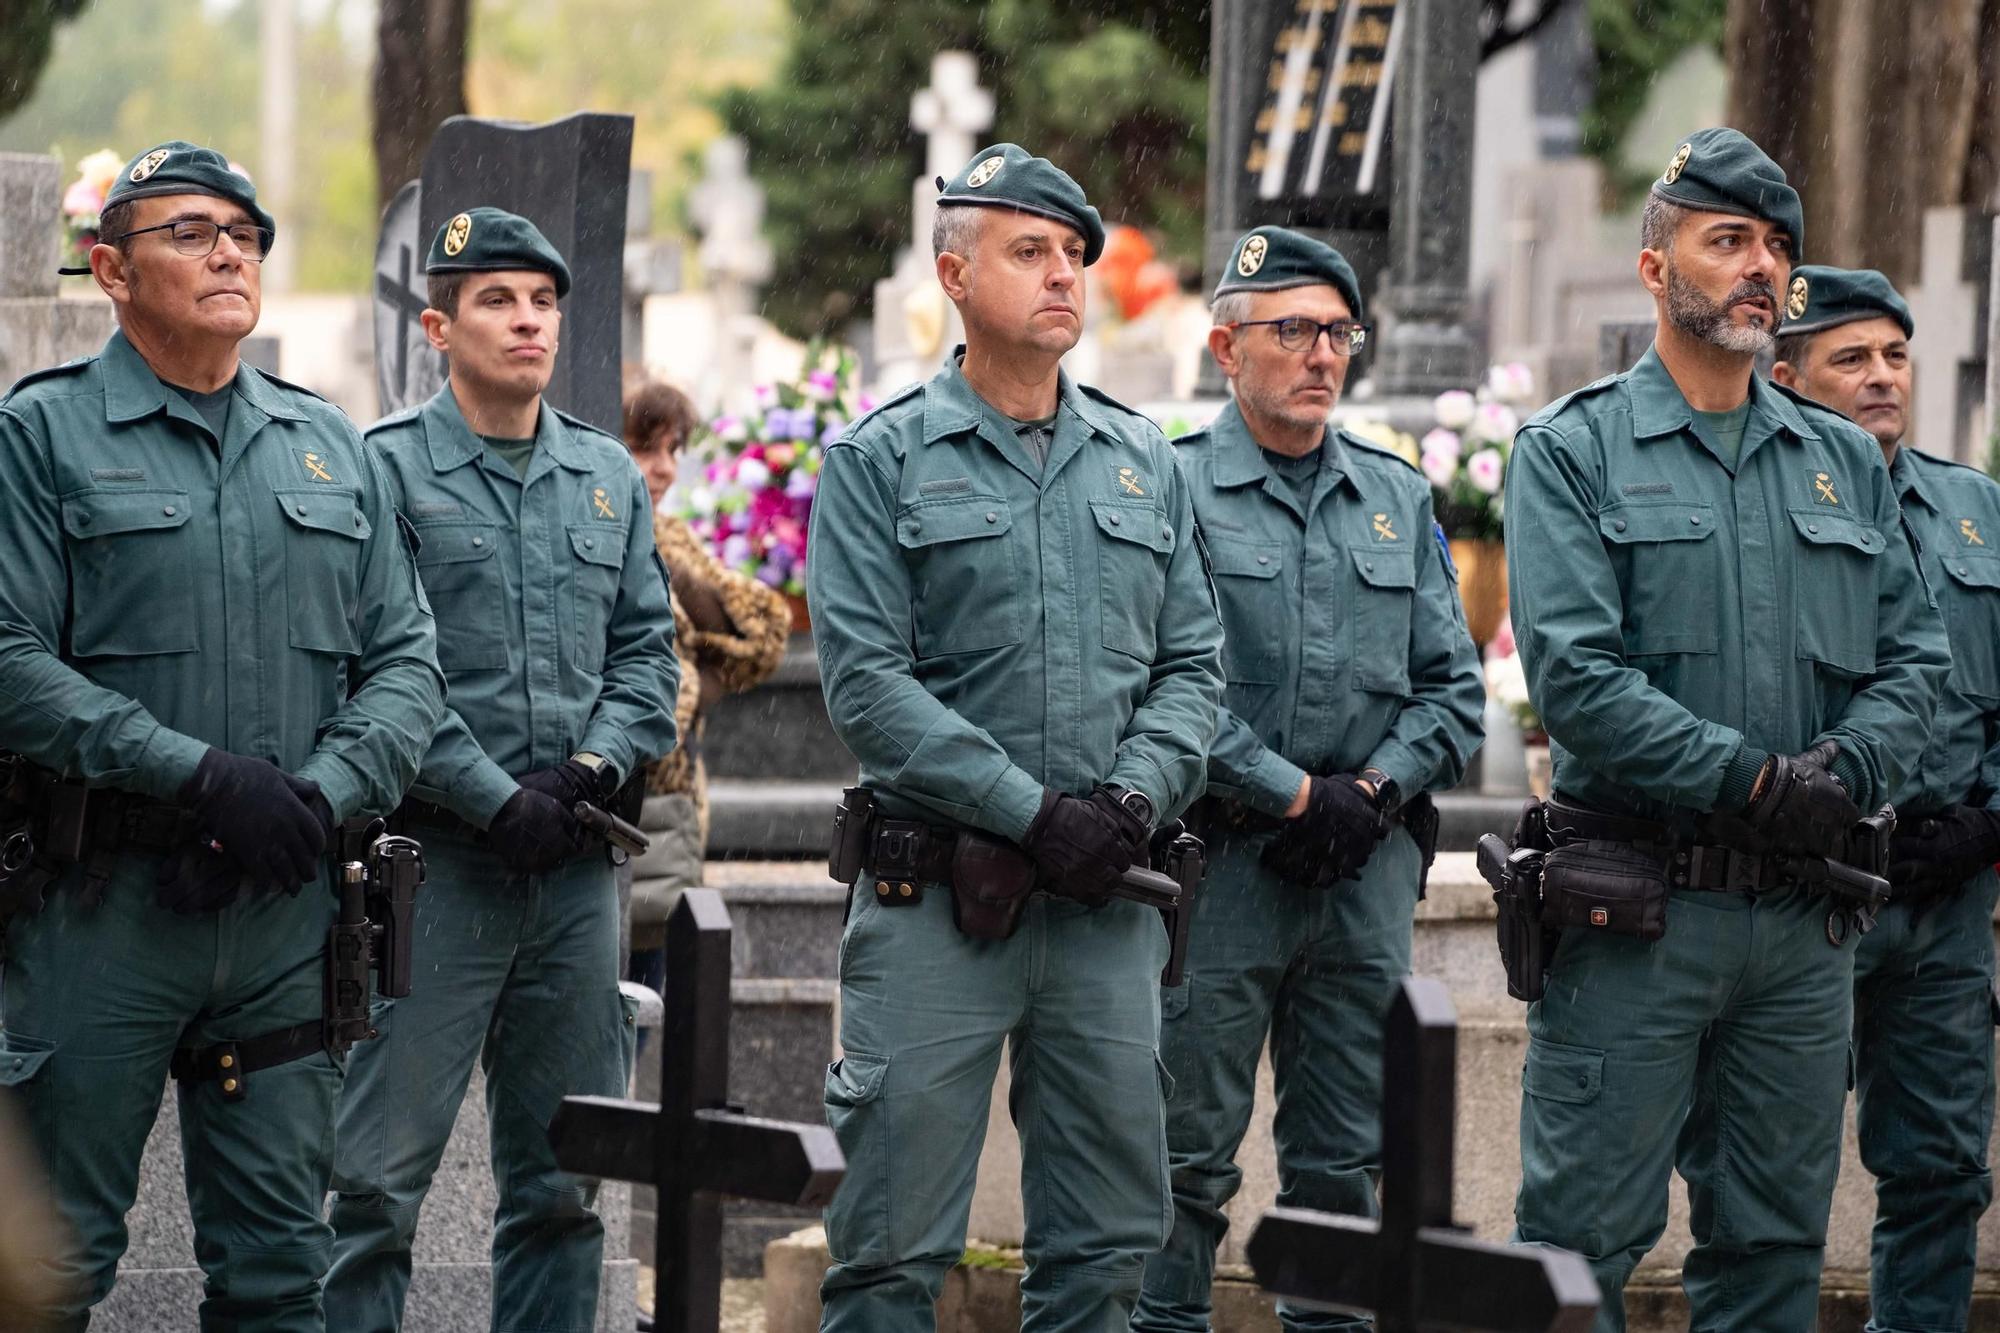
[1583,0,1728,201]
[0,0,91,122]
[721,0,1208,337]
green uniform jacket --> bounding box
[0,331,445,818]
[1506,345,1948,821]
[1891,446,2000,813]
[807,355,1224,841]
[1177,401,1485,814]
[368,387,679,827]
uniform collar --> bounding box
[99,328,305,427]
[1891,446,1937,511]
[420,384,593,476]
[1207,397,1354,496]
[1626,343,1818,449]
[921,349,1106,446]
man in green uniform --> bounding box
[808,144,1224,1332]
[1131,228,1484,1332]
[1505,129,1949,1331]
[325,208,679,1332]
[1774,267,2000,1333]
[0,141,445,1331]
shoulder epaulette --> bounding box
[1524,371,1624,429]
[1339,428,1424,478]
[363,404,424,440]
[840,380,924,439]
[1,355,97,407]
[550,406,629,450]
[1909,446,2000,482]
[1077,381,1152,423]
[249,365,333,406]
[1762,377,1857,427]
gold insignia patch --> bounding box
[302,451,334,483]
[1116,466,1146,497]
[443,212,472,257]
[966,156,1004,188]
[1813,471,1840,506]
[1372,512,1398,541]
[130,148,171,183]
[592,486,616,519]
[1962,518,1986,547]
[1787,275,1809,321]
[1663,142,1691,186]
[1237,234,1268,278]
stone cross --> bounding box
[910,52,995,205]
[688,136,773,407]
[1909,205,1991,463]
[1246,977,1600,1333]
[548,889,844,1333]
[0,153,114,390]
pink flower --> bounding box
[806,369,840,401]
[62,180,104,217]
[1466,447,1504,495]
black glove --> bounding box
[176,750,328,892]
[516,760,600,809]
[1022,787,1147,906]
[1888,804,2000,898]
[487,788,584,874]
[1739,740,1861,858]
[1262,774,1390,888]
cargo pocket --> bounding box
[275,488,369,655]
[896,496,1021,656]
[414,521,508,671]
[62,489,197,656]
[822,1051,892,1266]
[1160,974,1192,1022]
[1091,498,1174,660]
[1599,501,1721,655]
[1351,545,1416,694]
[1523,1039,1603,1107]
[569,523,625,673]
[1789,508,1883,677]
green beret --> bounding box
[425,206,571,299]
[1650,127,1804,255]
[1780,265,1913,339]
[1211,226,1364,320]
[103,140,275,236]
[935,143,1105,266]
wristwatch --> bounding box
[1358,768,1401,815]
[1101,784,1155,829]
[569,751,619,800]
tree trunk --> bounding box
[1725,0,2000,287]
[371,0,471,217]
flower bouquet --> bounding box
[1417,362,1537,542]
[60,149,126,273]
[677,344,871,621]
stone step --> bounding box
[701,638,854,783]
[707,783,1526,860]
[710,874,849,980]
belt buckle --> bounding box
[872,824,925,908]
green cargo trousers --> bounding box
[1513,886,1858,1333]
[819,884,1172,1333]
[0,854,341,1333]
[324,830,634,1333]
[1131,825,1420,1333]
[1851,870,1999,1333]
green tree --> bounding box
[719,0,1207,337]
[0,0,91,122]
[1582,0,1729,200]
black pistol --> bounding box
[574,802,651,858]
[1477,832,1551,1003]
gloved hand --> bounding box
[1888,804,2000,898]
[515,760,601,810]
[282,772,337,846]
[487,788,583,874]
[1262,774,1389,888]
[1022,787,1147,906]
[176,749,328,892]
[1740,740,1861,858]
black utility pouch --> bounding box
[829,787,875,885]
[1540,839,1670,940]
[949,833,1036,941]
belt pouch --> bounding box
[949,833,1036,941]
[1540,839,1670,940]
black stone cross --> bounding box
[1246,977,1600,1333]
[548,889,845,1332]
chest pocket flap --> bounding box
[1350,545,1415,588]
[1090,498,1174,553]
[1600,501,1717,544]
[1945,555,2000,591]
[1788,508,1884,555]
[569,525,624,567]
[276,489,370,541]
[414,522,499,565]
[62,489,191,538]
[896,495,1013,548]
[1208,540,1281,578]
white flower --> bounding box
[1469,401,1518,444]
[1433,389,1476,430]
[1466,447,1504,495]
[735,458,772,491]
[1487,362,1536,404]
[1419,430,1460,488]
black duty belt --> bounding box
[863,816,959,902]
[392,798,486,843]
[169,1020,326,1102]
[1543,799,1815,892]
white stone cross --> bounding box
[688,135,774,292]
[910,51,995,191]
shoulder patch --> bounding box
[249,366,332,406]
[1,354,98,408]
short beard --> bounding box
[1235,370,1335,434]
[1666,265,1775,356]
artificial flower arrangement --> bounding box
[1484,615,1543,741]
[676,344,871,598]
[60,149,126,272]
[1416,362,1538,541]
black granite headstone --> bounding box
[370,112,634,434]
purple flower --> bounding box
[806,369,840,400]
[754,563,787,587]
[818,417,847,446]
[721,534,754,568]
[785,469,818,500]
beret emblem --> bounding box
[443,212,472,257]
[1663,142,1691,185]
[966,156,1004,188]
[130,148,171,183]
[1237,234,1268,277]
[1787,275,1809,320]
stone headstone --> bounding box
[372,180,446,416]
[0,153,115,389]
[371,113,635,434]
[689,137,773,408]
[1909,204,1992,463]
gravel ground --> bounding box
[720,1278,765,1332]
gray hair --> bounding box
[1640,194,1690,254]
[1773,331,1813,369]
[1210,291,1254,328]
[931,204,984,263]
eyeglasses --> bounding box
[1228,317,1370,355]
[110,219,275,263]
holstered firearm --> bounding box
[324,822,425,1056]
[1477,807,1553,1003]
[1403,793,1440,900]
[1147,825,1205,987]
[1791,804,1895,944]
[829,785,876,885]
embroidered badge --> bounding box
[1115,465,1146,497]
[1811,471,1840,507]
[966,156,1004,188]
[1372,511,1399,541]
[443,212,472,257]
[592,486,616,519]
[1663,142,1691,186]
[1787,275,1810,321]
[130,148,171,183]
[1237,234,1268,277]
[1962,518,1986,547]
[301,450,334,482]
